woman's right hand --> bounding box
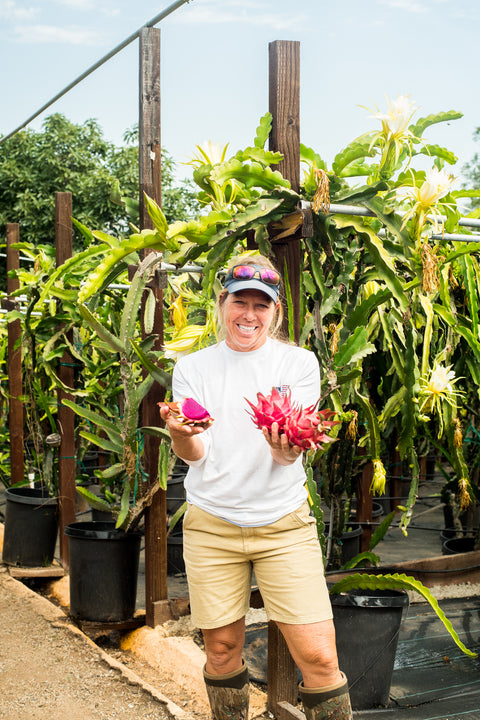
[159,405,206,462]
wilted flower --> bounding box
[458,478,471,511]
[421,242,440,294]
[345,410,358,441]
[312,167,331,214]
[370,458,386,496]
[453,418,463,448]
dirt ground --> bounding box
[0,564,272,720]
[0,566,190,720]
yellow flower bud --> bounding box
[370,458,386,496]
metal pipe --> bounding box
[431,233,480,243]
[0,0,193,144]
[321,202,480,231]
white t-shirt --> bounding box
[172,337,320,526]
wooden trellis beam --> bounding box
[138,25,170,628]
[55,192,77,568]
[5,224,24,486]
[266,39,305,720]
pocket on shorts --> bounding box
[272,500,315,532]
[182,502,197,531]
[290,500,316,528]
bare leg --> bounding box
[276,618,342,687]
[276,619,352,719]
[202,617,246,675]
[202,618,249,720]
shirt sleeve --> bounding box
[292,350,321,409]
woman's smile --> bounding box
[223,289,276,352]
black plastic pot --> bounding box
[350,500,383,520]
[167,474,186,514]
[65,521,141,622]
[167,532,185,574]
[2,487,58,567]
[443,536,476,555]
[331,587,409,709]
[324,523,363,564]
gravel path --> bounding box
[0,566,190,720]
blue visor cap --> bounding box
[224,264,280,303]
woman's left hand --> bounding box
[262,422,302,465]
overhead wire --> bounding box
[0,0,193,145]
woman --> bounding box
[160,255,352,720]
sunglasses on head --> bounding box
[226,264,281,287]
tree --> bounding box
[462,127,480,210]
[0,114,199,252]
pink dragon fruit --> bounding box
[158,397,214,429]
[246,387,338,450]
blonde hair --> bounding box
[215,254,285,340]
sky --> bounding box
[1,0,480,184]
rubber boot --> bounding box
[299,672,353,720]
[203,660,250,720]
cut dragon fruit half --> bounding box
[158,398,214,428]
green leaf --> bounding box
[341,551,380,569]
[130,339,173,389]
[95,463,125,480]
[141,425,171,441]
[78,304,125,354]
[78,232,165,303]
[210,158,290,190]
[283,261,295,343]
[144,194,168,236]
[61,399,122,441]
[168,501,187,534]
[254,112,273,149]
[157,440,171,491]
[300,143,326,171]
[76,487,116,512]
[355,390,381,459]
[332,141,375,176]
[369,511,395,550]
[409,110,463,138]
[330,572,477,658]
[416,143,457,165]
[116,482,131,529]
[334,327,376,369]
[143,288,156,335]
[79,430,122,454]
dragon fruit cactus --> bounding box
[246,387,338,450]
[158,397,214,429]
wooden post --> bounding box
[139,26,170,627]
[267,40,303,716]
[6,224,24,486]
[269,40,301,344]
[55,192,77,568]
[356,454,373,552]
[139,26,162,230]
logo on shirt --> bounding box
[276,384,290,397]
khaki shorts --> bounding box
[182,501,333,629]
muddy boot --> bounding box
[203,660,249,720]
[299,672,353,720]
